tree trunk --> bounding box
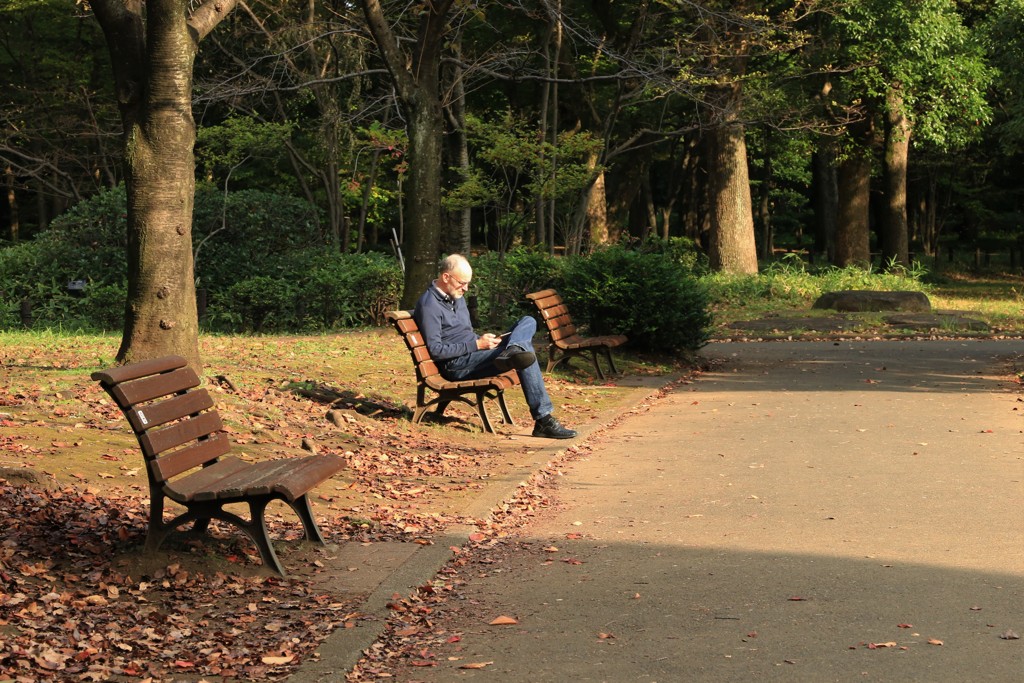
[4,166,18,242]
[835,149,872,267]
[93,0,238,368]
[811,145,838,263]
[361,0,454,308]
[880,87,911,269]
[587,168,610,249]
[706,118,758,274]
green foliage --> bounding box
[470,247,566,329]
[195,116,295,187]
[833,0,993,151]
[632,236,710,275]
[213,277,300,333]
[445,111,603,250]
[559,246,713,353]
[192,185,327,293]
[702,253,930,308]
[205,253,402,333]
[299,252,403,329]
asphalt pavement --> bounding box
[297,339,1024,682]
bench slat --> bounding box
[127,389,215,433]
[109,367,202,407]
[525,289,558,302]
[163,454,256,502]
[179,455,343,503]
[140,410,223,457]
[150,432,233,483]
[91,355,188,386]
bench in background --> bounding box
[386,310,518,434]
[526,289,628,380]
[92,355,345,576]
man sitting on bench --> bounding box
[414,254,577,440]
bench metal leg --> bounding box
[588,350,607,380]
[474,390,496,433]
[288,494,328,545]
[145,494,288,576]
[496,391,514,426]
[603,347,619,376]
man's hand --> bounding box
[477,333,501,350]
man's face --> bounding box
[441,265,472,300]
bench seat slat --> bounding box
[169,454,344,503]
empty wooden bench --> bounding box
[92,355,345,576]
[526,289,628,380]
[386,310,518,434]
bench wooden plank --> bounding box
[139,410,223,458]
[127,389,215,433]
[108,367,201,407]
[150,432,233,482]
[93,355,345,576]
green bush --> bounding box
[192,186,327,293]
[560,246,712,353]
[470,247,565,329]
[214,276,300,333]
[299,252,403,328]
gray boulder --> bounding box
[813,290,931,312]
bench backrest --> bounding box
[92,356,231,487]
[385,310,446,384]
[526,289,578,343]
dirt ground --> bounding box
[0,335,670,682]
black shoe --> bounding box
[532,414,577,439]
[494,344,536,373]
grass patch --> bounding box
[701,259,1024,337]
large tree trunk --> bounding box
[811,145,839,263]
[587,168,610,249]
[706,118,758,274]
[835,151,872,267]
[880,87,911,269]
[93,0,238,368]
[361,0,454,308]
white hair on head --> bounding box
[439,254,469,275]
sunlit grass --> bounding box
[701,259,1024,336]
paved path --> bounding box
[380,340,1024,682]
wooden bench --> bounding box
[92,355,345,576]
[526,289,628,380]
[386,310,519,434]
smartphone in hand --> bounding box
[498,331,512,338]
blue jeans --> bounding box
[441,315,553,421]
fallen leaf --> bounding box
[489,615,518,625]
[928,638,943,646]
[261,655,294,665]
[867,642,898,649]
[459,661,494,669]
[897,623,913,629]
[1000,629,1020,640]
